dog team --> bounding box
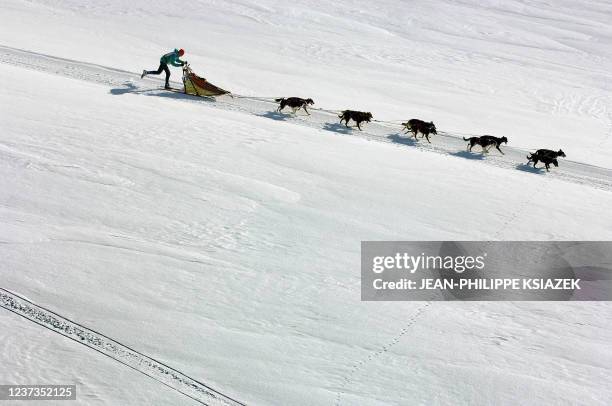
[274,97,566,172]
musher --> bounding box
[141,48,187,89]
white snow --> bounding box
[1,1,611,405]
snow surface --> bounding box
[1,1,611,405]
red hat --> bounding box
[178,48,185,56]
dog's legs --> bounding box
[467,143,472,151]
[496,145,505,155]
[425,134,431,143]
[303,106,310,116]
[357,121,362,131]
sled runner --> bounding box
[180,64,231,97]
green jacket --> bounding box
[160,49,185,67]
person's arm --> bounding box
[169,55,186,67]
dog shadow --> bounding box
[387,133,418,146]
[516,163,545,174]
[257,111,290,121]
[450,150,485,160]
[323,123,353,134]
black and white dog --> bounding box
[527,149,566,171]
[402,119,437,143]
[464,135,508,155]
[275,97,314,115]
[528,149,566,160]
[339,110,373,130]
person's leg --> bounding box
[163,64,171,87]
[145,63,165,75]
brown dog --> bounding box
[402,119,437,143]
[339,110,373,130]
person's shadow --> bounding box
[110,82,141,95]
[110,82,215,103]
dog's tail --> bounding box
[275,98,284,103]
[463,137,471,141]
[338,112,345,118]
[526,153,534,161]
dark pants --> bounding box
[146,62,171,86]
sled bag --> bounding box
[182,67,230,97]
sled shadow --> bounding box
[323,123,353,134]
[110,83,215,103]
[516,163,546,174]
[387,133,418,147]
[153,91,215,103]
[450,151,485,160]
[257,111,290,121]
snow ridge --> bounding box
[0,288,246,406]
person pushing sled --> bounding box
[141,49,230,97]
[141,48,186,89]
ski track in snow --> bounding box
[0,288,245,406]
[334,167,543,405]
[1,44,611,192]
[334,302,431,406]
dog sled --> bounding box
[178,64,231,97]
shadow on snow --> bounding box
[387,133,419,147]
[323,123,354,134]
[515,163,546,174]
[256,111,291,121]
[449,150,486,160]
[109,82,215,103]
